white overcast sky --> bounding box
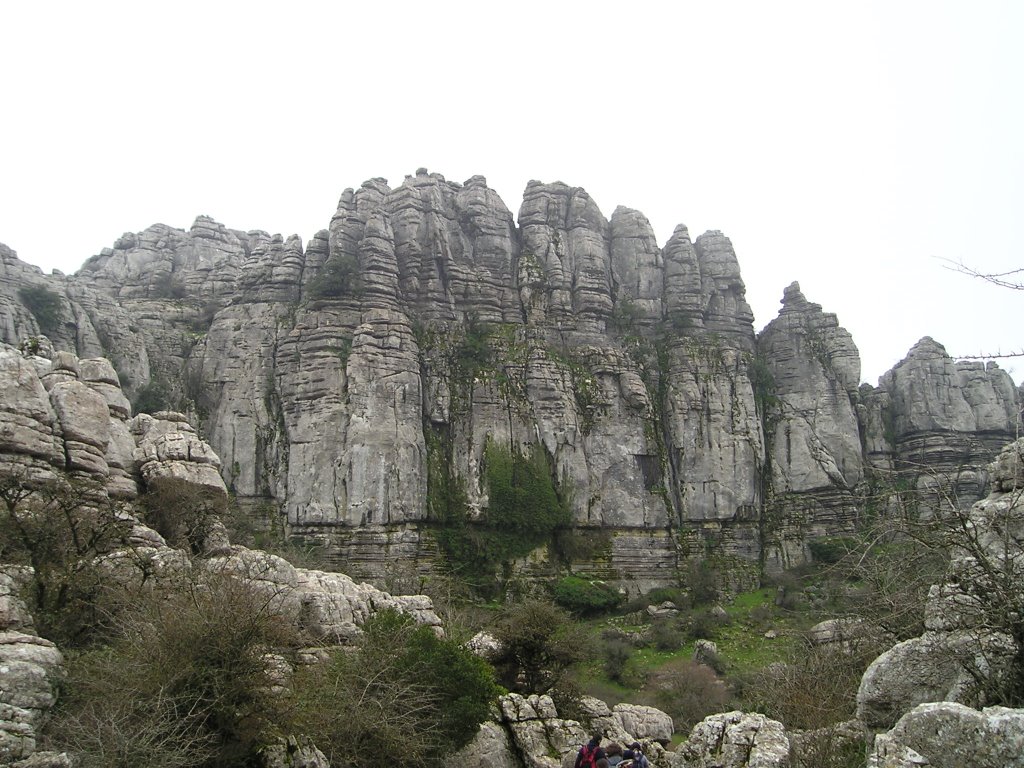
[1,1,1020,385]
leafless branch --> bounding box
[937,256,1024,290]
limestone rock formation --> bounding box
[863,337,1019,508]
[0,570,64,764]
[259,736,331,768]
[0,341,227,507]
[455,721,519,768]
[456,693,673,768]
[0,170,1020,591]
[575,696,674,746]
[132,411,227,504]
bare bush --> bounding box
[639,658,731,733]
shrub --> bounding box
[738,643,876,730]
[685,560,720,606]
[687,609,727,641]
[602,638,635,684]
[142,483,225,555]
[19,284,63,335]
[646,586,689,607]
[151,273,188,299]
[483,440,570,537]
[308,252,361,299]
[0,474,137,646]
[808,536,859,565]
[48,573,304,768]
[552,575,623,616]
[491,598,594,693]
[289,609,499,768]
[640,659,731,732]
[549,677,589,724]
[750,604,775,625]
[552,527,612,563]
[434,440,571,594]
[650,619,685,651]
[133,379,173,415]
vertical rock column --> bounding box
[756,282,864,570]
[661,229,763,566]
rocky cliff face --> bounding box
[0,170,1019,591]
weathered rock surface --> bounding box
[0,341,227,508]
[204,546,441,643]
[863,337,1019,509]
[8,752,74,768]
[455,720,519,768]
[132,411,227,504]
[0,577,64,764]
[807,618,890,654]
[259,736,331,768]
[857,630,1016,730]
[869,702,1024,768]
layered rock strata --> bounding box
[0,569,65,764]
[862,337,1021,510]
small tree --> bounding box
[0,473,137,645]
[552,575,623,616]
[490,598,594,693]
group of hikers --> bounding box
[574,733,650,768]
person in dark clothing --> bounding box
[623,742,650,768]
[575,733,605,768]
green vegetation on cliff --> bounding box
[428,435,571,594]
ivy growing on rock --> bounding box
[429,436,570,595]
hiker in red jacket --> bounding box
[575,733,605,768]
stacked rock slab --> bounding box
[0,567,65,764]
[0,341,228,508]
[669,711,791,768]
